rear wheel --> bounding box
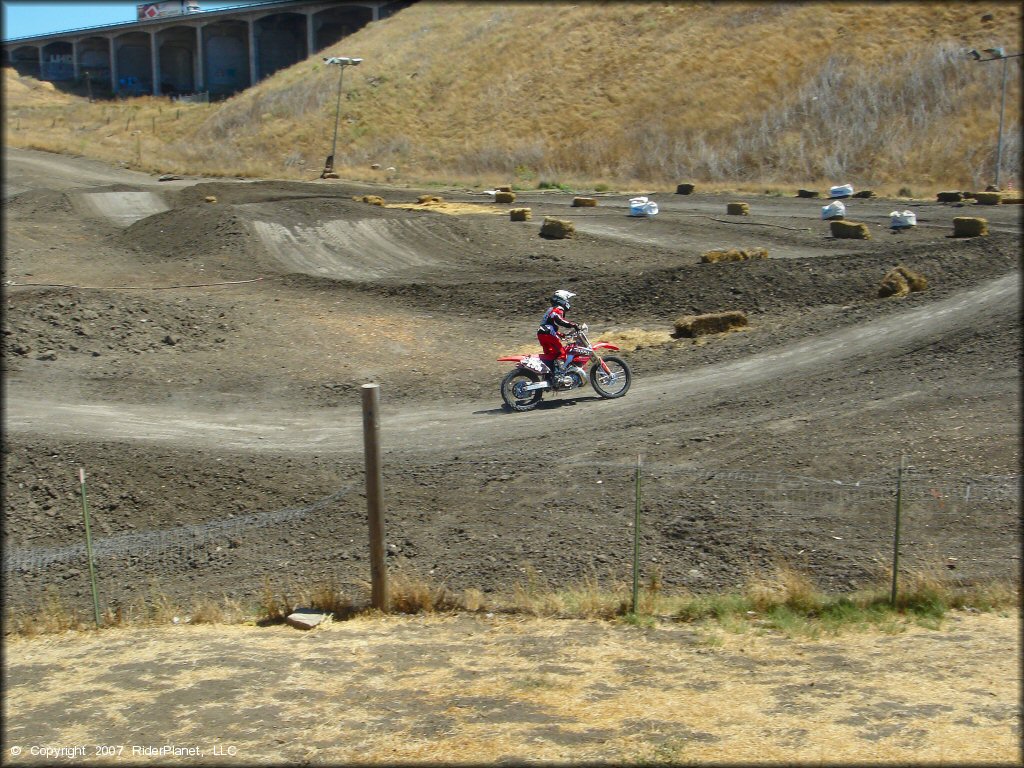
[501,369,543,411]
[590,356,631,399]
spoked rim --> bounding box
[502,371,542,411]
[592,359,629,397]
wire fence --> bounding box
[3,461,1019,618]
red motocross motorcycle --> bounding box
[497,324,632,411]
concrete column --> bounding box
[109,37,118,93]
[150,30,161,95]
[306,11,315,57]
[372,4,380,22]
[37,47,45,80]
[72,39,80,80]
[248,18,257,86]
[195,25,204,91]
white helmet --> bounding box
[551,289,576,309]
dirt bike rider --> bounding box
[537,289,582,380]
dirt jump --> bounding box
[3,147,1020,611]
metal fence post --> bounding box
[79,468,102,627]
[890,455,904,608]
[631,454,642,613]
[361,383,389,611]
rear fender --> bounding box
[499,354,549,375]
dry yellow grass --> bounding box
[4,611,1019,764]
[4,3,1021,190]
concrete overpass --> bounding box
[2,0,413,98]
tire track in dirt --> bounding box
[5,273,1017,453]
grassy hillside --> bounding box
[4,1,1022,191]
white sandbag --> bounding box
[829,183,854,198]
[890,210,917,228]
[821,200,846,220]
[628,197,658,217]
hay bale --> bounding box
[417,194,443,204]
[539,217,575,239]
[878,270,909,298]
[1000,197,1024,205]
[494,191,516,203]
[510,207,532,221]
[899,266,928,292]
[496,185,513,193]
[830,220,870,239]
[879,266,927,298]
[676,183,695,195]
[361,195,385,206]
[963,191,978,200]
[726,202,750,215]
[672,310,748,338]
[797,189,821,198]
[572,197,598,207]
[973,192,1002,205]
[204,195,217,203]
[952,217,988,237]
[936,191,964,203]
[700,247,768,263]
[852,190,876,198]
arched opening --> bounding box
[254,12,307,81]
[157,26,197,94]
[9,46,41,79]
[114,31,153,94]
[203,20,249,97]
[77,36,112,90]
[41,41,73,80]
[312,6,373,53]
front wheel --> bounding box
[590,356,631,399]
[501,368,543,411]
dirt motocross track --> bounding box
[3,147,1021,613]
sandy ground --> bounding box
[3,611,1020,765]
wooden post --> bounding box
[361,383,389,611]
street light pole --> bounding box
[320,56,363,179]
[968,48,1023,190]
[995,54,1008,190]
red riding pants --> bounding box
[537,332,567,364]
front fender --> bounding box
[591,342,620,351]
